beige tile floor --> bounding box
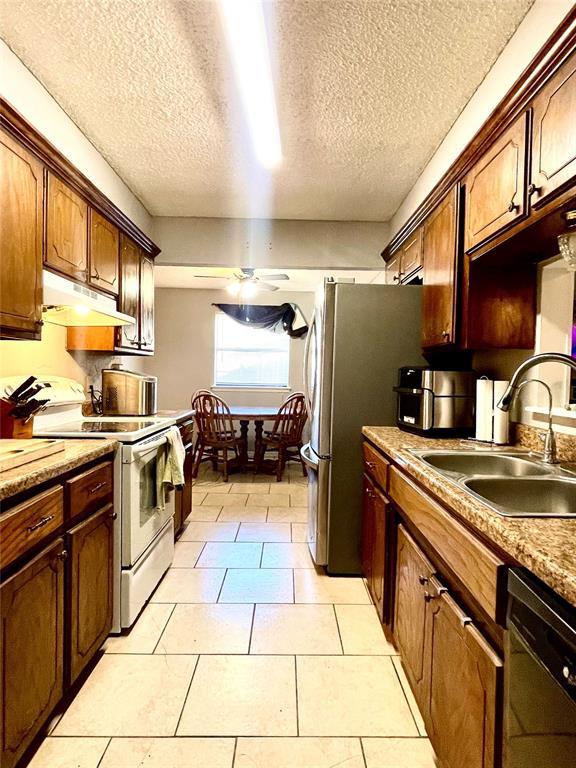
[29,464,437,768]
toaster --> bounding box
[102,366,158,416]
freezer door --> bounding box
[309,282,336,459]
[301,442,329,566]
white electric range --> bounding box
[1,375,178,632]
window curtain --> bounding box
[213,303,308,338]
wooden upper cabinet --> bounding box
[464,112,528,252]
[45,172,88,280]
[139,254,155,351]
[421,186,459,348]
[0,130,44,339]
[0,538,65,768]
[68,506,114,685]
[399,226,423,280]
[530,54,576,208]
[394,525,435,716]
[426,581,502,768]
[117,234,141,350]
[89,209,119,295]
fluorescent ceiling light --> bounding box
[218,0,282,169]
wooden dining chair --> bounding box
[191,391,244,482]
[255,392,308,481]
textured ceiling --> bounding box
[0,0,534,221]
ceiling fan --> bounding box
[193,267,290,293]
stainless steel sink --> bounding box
[462,477,576,518]
[410,448,575,518]
[418,451,551,478]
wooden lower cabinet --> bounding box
[0,538,66,768]
[361,475,389,621]
[426,578,502,768]
[394,525,435,714]
[394,525,502,768]
[67,506,114,685]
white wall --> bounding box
[0,41,153,237]
[142,288,314,410]
[153,217,388,269]
[389,0,575,239]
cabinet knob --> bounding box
[57,550,68,561]
[418,575,429,585]
[108,511,118,520]
[528,183,540,196]
[392,274,401,283]
[424,591,435,602]
[366,461,376,469]
[507,201,518,213]
[441,330,450,340]
[563,665,576,687]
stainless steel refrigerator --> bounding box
[300,279,424,575]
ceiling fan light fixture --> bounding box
[227,281,242,296]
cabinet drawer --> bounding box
[66,461,113,522]
[0,486,64,569]
[389,467,507,622]
[362,441,389,490]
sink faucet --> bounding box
[497,352,576,464]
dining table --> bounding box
[228,405,280,469]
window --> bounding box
[214,313,290,388]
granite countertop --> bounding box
[362,426,576,608]
[0,440,119,502]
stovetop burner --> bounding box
[76,421,157,433]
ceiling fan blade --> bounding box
[193,274,228,279]
[259,273,289,281]
[257,282,280,291]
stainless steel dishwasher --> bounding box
[505,569,576,767]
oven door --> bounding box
[121,432,176,567]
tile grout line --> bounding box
[332,603,345,654]
[294,655,300,737]
[151,603,178,654]
[359,736,369,768]
[391,656,422,735]
[247,603,256,654]
[94,736,112,768]
[173,654,200,736]
[231,736,238,767]
[215,567,228,604]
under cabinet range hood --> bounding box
[42,271,135,327]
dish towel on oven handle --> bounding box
[155,426,186,510]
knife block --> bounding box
[0,399,34,439]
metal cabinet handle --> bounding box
[366,461,376,470]
[88,481,106,495]
[441,329,450,339]
[108,511,118,520]
[418,575,429,585]
[57,549,68,561]
[27,514,55,533]
[392,274,402,283]
[507,201,518,213]
[528,183,540,196]
[563,665,576,687]
[424,585,447,602]
[365,489,375,499]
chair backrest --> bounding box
[270,392,308,443]
[191,391,236,443]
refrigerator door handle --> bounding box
[300,442,318,469]
[302,313,316,415]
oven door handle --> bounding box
[131,436,167,458]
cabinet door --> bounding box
[400,227,423,280]
[421,186,459,348]
[361,474,375,584]
[385,253,402,285]
[139,253,155,351]
[531,55,576,207]
[68,506,114,684]
[0,538,65,768]
[45,172,88,280]
[116,234,141,350]
[394,525,435,715]
[0,130,44,338]
[464,113,528,252]
[426,580,502,768]
[89,209,119,295]
[370,487,388,621]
